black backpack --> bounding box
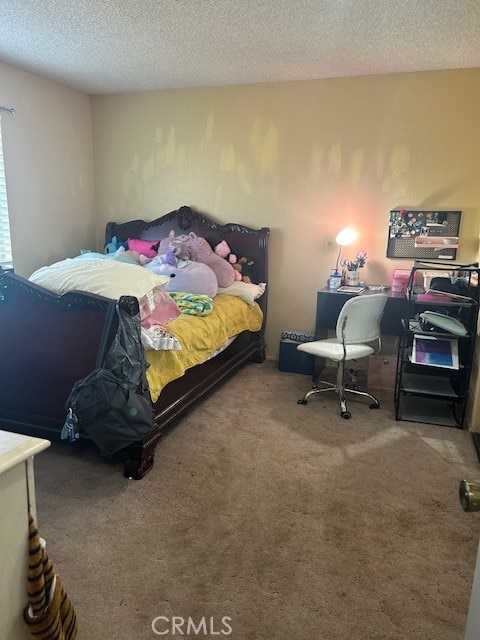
[65,368,153,458]
[430,276,472,298]
[63,303,153,458]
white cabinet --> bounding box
[0,430,50,640]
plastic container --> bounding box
[391,269,411,293]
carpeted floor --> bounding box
[34,360,480,640]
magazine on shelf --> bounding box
[423,288,474,303]
[411,335,459,369]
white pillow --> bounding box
[217,281,266,306]
[29,258,169,300]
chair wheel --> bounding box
[369,403,380,409]
[297,399,307,405]
[341,411,351,419]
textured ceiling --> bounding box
[0,0,480,95]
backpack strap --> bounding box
[103,302,151,396]
[95,299,118,369]
[129,305,149,395]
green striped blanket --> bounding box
[169,292,214,316]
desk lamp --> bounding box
[328,227,358,289]
[335,226,358,273]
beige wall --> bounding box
[3,63,480,426]
[92,69,480,361]
[0,61,94,277]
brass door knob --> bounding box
[459,480,480,512]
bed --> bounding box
[0,205,269,478]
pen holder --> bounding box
[345,270,360,286]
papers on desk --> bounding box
[337,286,365,294]
[411,335,459,369]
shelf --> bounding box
[409,297,476,308]
[405,357,469,372]
[397,396,460,427]
[395,263,479,429]
[400,373,460,398]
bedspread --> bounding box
[146,294,263,402]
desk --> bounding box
[316,288,406,339]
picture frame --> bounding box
[386,209,461,260]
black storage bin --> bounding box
[278,330,315,375]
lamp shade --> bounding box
[335,227,358,247]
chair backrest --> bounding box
[335,293,388,344]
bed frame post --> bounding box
[124,441,156,479]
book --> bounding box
[337,286,365,294]
[411,335,459,369]
[422,288,474,303]
[416,291,453,302]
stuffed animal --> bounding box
[215,240,255,283]
[237,257,255,284]
[167,239,197,263]
[143,256,218,297]
[142,239,196,267]
[159,231,235,288]
[214,240,231,259]
[214,240,242,281]
[105,235,128,254]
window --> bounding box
[0,118,13,269]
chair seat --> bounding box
[297,338,375,362]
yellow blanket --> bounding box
[146,294,263,402]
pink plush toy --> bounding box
[214,240,230,259]
[159,231,236,288]
[214,240,243,281]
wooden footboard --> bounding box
[0,272,135,436]
[0,206,269,479]
[0,273,110,429]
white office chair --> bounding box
[297,293,388,419]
